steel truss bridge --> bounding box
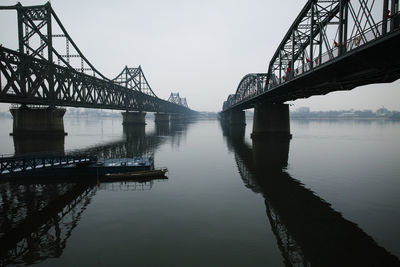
[0,3,193,114]
[168,93,189,108]
[223,0,400,111]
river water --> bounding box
[1,116,400,266]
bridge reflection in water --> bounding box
[0,182,95,265]
[3,118,193,175]
[13,134,65,155]
[0,120,193,265]
[220,121,400,266]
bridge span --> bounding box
[0,3,196,136]
[221,0,400,138]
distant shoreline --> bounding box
[290,116,400,120]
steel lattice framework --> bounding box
[0,152,96,175]
[0,3,193,114]
[0,183,96,266]
[223,0,400,111]
[223,74,267,110]
[167,92,189,108]
[112,66,158,98]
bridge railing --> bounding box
[224,15,399,111]
[270,18,397,89]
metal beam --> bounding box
[0,47,193,114]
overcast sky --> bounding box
[0,0,399,112]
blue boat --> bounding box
[74,157,155,176]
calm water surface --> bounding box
[1,116,400,266]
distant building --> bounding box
[296,107,310,114]
[376,107,390,117]
[339,112,356,117]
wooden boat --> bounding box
[102,168,168,181]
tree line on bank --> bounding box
[290,107,400,119]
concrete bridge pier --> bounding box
[251,103,291,139]
[121,111,146,125]
[154,113,170,123]
[226,110,246,125]
[10,105,67,136]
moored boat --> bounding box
[102,168,168,181]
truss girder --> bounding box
[112,66,158,98]
[0,152,96,175]
[222,74,267,110]
[0,47,189,113]
[0,183,96,265]
[167,92,189,108]
[0,3,109,80]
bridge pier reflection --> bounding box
[220,121,245,153]
[155,121,170,136]
[252,135,290,172]
[170,113,185,122]
[13,134,65,155]
[154,112,170,123]
[221,121,400,266]
[0,182,96,265]
[122,124,148,157]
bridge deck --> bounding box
[227,28,400,111]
